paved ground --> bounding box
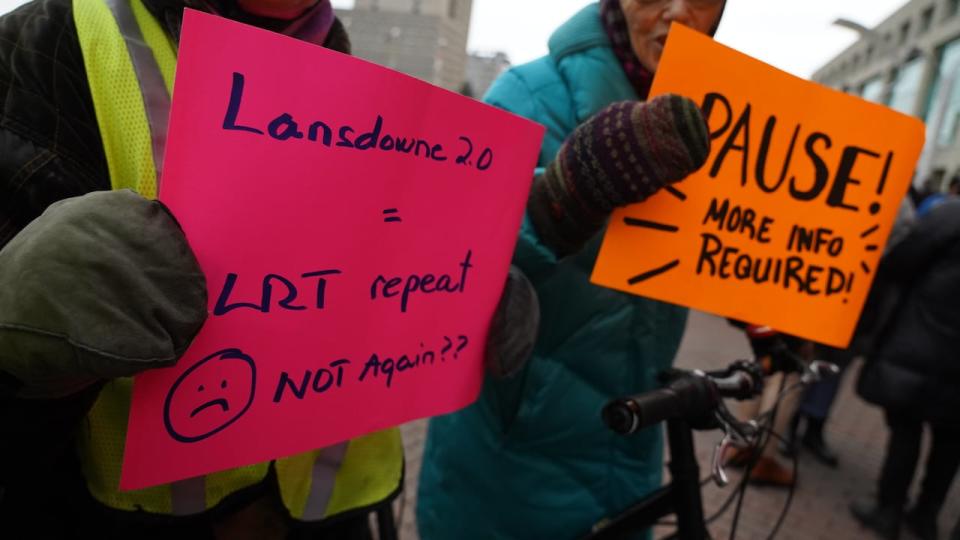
[390,310,960,539]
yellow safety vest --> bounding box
[71,0,403,520]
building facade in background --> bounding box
[335,0,473,92]
[814,0,960,189]
[465,51,511,98]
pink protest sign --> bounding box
[121,9,544,490]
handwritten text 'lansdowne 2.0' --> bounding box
[221,72,495,172]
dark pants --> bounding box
[797,345,854,420]
[878,410,960,515]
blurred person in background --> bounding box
[417,1,725,539]
[722,326,808,487]
[916,174,959,216]
[851,198,960,540]
[781,196,916,468]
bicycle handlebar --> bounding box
[602,358,778,436]
[603,376,713,435]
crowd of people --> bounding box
[0,0,958,538]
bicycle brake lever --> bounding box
[711,432,732,488]
[801,360,841,385]
[715,401,758,442]
[710,403,764,488]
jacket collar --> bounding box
[547,3,612,61]
[546,3,637,124]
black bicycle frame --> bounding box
[581,419,709,540]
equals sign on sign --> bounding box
[383,208,402,223]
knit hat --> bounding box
[0,190,207,398]
[528,94,710,255]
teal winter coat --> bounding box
[417,4,688,539]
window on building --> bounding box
[882,33,893,55]
[448,0,457,19]
[860,76,886,103]
[949,0,960,18]
[900,21,911,44]
[867,44,875,62]
[921,6,935,32]
[412,0,421,14]
[888,56,927,115]
[926,38,960,145]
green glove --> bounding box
[0,190,207,399]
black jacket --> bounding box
[0,0,109,251]
[0,1,111,534]
[858,198,960,425]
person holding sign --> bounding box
[0,0,540,538]
[418,1,724,538]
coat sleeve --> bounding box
[0,130,108,251]
[0,0,110,251]
[484,70,564,283]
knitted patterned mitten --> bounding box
[528,94,711,256]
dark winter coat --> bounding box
[0,2,113,534]
[858,198,960,426]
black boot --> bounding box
[802,416,839,467]
[951,517,960,540]
[850,499,901,540]
[904,503,939,540]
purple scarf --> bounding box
[192,0,336,45]
[599,0,654,100]
[281,0,335,45]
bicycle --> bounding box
[582,346,838,540]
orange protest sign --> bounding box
[591,24,925,348]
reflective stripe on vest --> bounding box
[72,0,403,520]
[73,0,173,197]
[275,428,403,520]
[77,379,268,514]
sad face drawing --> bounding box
[163,348,257,443]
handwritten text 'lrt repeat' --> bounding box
[213,250,474,315]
